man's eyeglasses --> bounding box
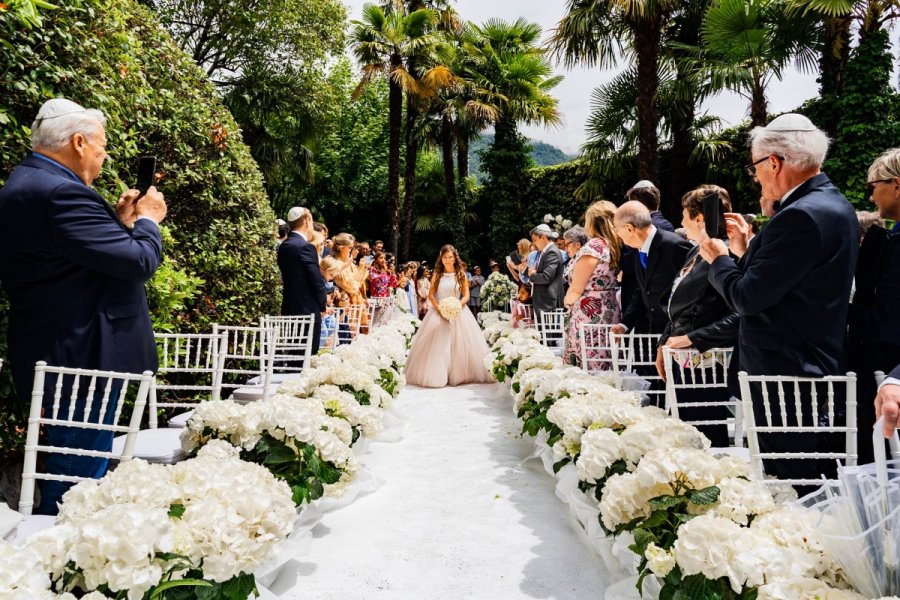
[866,178,893,195]
[744,155,783,178]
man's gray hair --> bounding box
[615,201,652,229]
[563,225,589,247]
[31,109,106,151]
[749,126,830,172]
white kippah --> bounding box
[631,179,656,190]
[287,207,304,222]
[35,98,86,122]
[765,113,817,132]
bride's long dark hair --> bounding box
[432,244,468,292]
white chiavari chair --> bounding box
[611,331,664,406]
[336,304,366,345]
[19,362,153,515]
[262,315,316,375]
[738,371,858,489]
[578,323,618,373]
[663,347,743,451]
[212,323,278,404]
[537,309,567,350]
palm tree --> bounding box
[688,0,819,127]
[550,0,678,183]
[351,2,445,255]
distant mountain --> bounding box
[468,133,575,183]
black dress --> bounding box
[660,246,739,447]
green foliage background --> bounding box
[0,0,280,458]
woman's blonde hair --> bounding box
[516,238,531,257]
[309,230,325,253]
[320,255,341,277]
[583,200,620,270]
[868,147,900,182]
[332,232,355,251]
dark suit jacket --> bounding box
[0,153,162,404]
[849,225,900,349]
[660,246,739,352]
[529,242,564,315]
[709,173,859,377]
[278,232,327,317]
[621,228,693,334]
[891,364,900,380]
[620,212,674,320]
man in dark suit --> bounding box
[612,201,692,335]
[278,206,327,354]
[877,363,900,438]
[527,224,564,321]
[619,182,675,318]
[0,98,166,513]
[701,113,859,485]
[848,149,900,462]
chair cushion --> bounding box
[113,428,186,464]
[231,383,280,403]
[246,373,303,385]
[167,410,194,429]
[709,447,750,461]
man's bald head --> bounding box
[615,201,652,229]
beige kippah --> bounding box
[765,113,817,132]
[35,98,86,122]
[631,179,656,189]
[287,207,304,222]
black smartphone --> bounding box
[136,156,156,195]
[508,250,522,265]
[702,192,726,239]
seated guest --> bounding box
[656,185,739,447]
[849,148,900,462]
[561,203,620,369]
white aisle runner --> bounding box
[281,383,609,599]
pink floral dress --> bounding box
[562,237,620,368]
[368,269,398,298]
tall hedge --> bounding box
[0,0,280,456]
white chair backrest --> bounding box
[578,323,618,373]
[876,371,887,387]
[262,315,316,373]
[19,362,153,515]
[537,309,566,347]
[737,371,858,488]
[367,297,391,329]
[663,347,740,446]
[336,305,366,345]
[213,324,277,401]
[149,332,227,428]
[611,332,664,404]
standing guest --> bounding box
[0,99,166,514]
[368,251,398,325]
[507,238,535,326]
[313,222,331,257]
[700,113,859,485]
[309,229,326,259]
[373,240,384,255]
[612,201,692,335]
[416,265,431,317]
[357,241,372,265]
[469,266,485,318]
[620,181,675,319]
[877,364,900,437]
[397,262,418,316]
[848,148,900,462]
[527,224,565,321]
[278,207,327,354]
[276,219,289,245]
[332,233,370,336]
[318,256,342,349]
[655,185,739,447]
[561,202,620,369]
[488,260,500,274]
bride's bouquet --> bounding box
[438,297,463,321]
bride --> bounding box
[405,245,493,388]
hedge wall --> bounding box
[0,0,280,458]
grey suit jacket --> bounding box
[530,242,564,316]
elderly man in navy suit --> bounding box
[0,98,166,513]
[277,206,327,354]
[700,113,859,485]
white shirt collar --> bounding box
[781,183,803,203]
[293,230,307,241]
[640,225,658,254]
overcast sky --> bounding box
[342,0,897,155]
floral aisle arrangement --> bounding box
[6,314,419,600]
[183,315,418,506]
[479,273,517,312]
[481,315,884,600]
[7,442,295,599]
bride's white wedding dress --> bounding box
[405,273,493,388]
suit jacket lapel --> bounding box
[644,232,663,275]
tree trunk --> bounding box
[819,16,851,98]
[401,97,419,261]
[750,78,767,128]
[441,114,462,247]
[387,55,403,256]
[456,127,469,184]
[632,18,661,184]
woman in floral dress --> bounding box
[367,252,398,325]
[562,200,621,368]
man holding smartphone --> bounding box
[0,98,167,514]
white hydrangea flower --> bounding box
[0,539,55,597]
[713,477,777,525]
[634,447,724,493]
[23,523,77,581]
[619,418,710,468]
[577,427,625,482]
[644,542,676,577]
[598,472,656,531]
[757,577,866,600]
